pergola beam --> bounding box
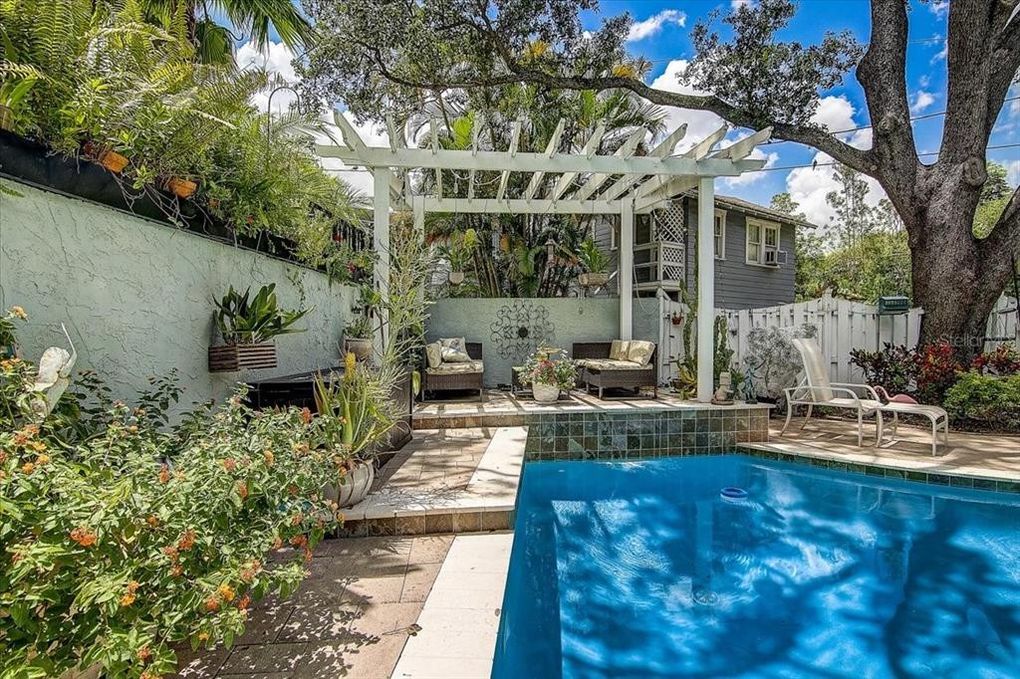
[550,122,605,201]
[524,118,565,201]
[597,123,688,202]
[315,144,760,177]
[571,127,642,202]
[423,197,623,214]
[495,120,522,201]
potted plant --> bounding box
[523,348,577,403]
[312,353,397,507]
[438,228,478,285]
[209,284,310,372]
[577,238,610,288]
[343,315,375,362]
[166,175,198,199]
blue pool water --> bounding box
[493,455,1020,678]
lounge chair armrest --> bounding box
[786,385,873,405]
[832,382,882,401]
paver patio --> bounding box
[173,535,453,679]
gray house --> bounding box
[595,191,815,310]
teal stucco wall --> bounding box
[426,297,666,387]
[0,182,356,415]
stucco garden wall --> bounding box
[427,298,660,387]
[0,182,356,414]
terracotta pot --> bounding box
[84,142,129,174]
[343,337,374,363]
[578,272,609,288]
[533,381,559,403]
[448,271,465,285]
[167,177,197,199]
[324,460,375,508]
[0,105,14,132]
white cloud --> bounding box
[1011,97,1020,118]
[1007,160,1020,189]
[786,152,886,232]
[811,95,856,134]
[929,1,949,17]
[731,0,753,8]
[236,39,388,197]
[722,149,779,188]
[909,90,936,114]
[627,10,686,42]
[931,40,948,63]
[646,60,728,154]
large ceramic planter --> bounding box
[533,381,559,403]
[325,460,375,508]
[344,337,374,363]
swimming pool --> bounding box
[493,455,1020,678]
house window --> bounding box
[713,210,726,260]
[746,219,781,265]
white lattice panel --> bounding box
[661,243,686,282]
[653,200,685,244]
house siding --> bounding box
[684,197,796,310]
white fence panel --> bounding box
[723,293,1015,383]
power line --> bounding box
[759,96,1020,144]
[753,143,1020,173]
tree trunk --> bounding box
[909,171,1014,363]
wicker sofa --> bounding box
[421,342,484,401]
[573,341,658,399]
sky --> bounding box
[233,0,1020,228]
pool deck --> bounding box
[769,416,1020,482]
[175,410,1020,678]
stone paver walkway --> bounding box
[174,535,452,679]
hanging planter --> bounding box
[166,177,197,199]
[208,342,278,372]
[83,142,129,174]
[577,272,609,288]
[448,271,466,285]
[671,312,685,326]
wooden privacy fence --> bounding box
[721,292,1018,384]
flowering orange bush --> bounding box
[0,319,342,678]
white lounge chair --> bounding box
[872,387,950,457]
[782,337,885,446]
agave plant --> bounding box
[311,354,397,462]
[213,283,310,345]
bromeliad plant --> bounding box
[0,316,341,679]
[213,283,310,345]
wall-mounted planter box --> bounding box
[209,342,277,373]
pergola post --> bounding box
[619,198,634,340]
[412,195,425,236]
[373,167,391,358]
[697,177,715,402]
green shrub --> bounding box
[943,371,1020,429]
[0,317,342,678]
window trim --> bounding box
[713,209,727,260]
[745,217,781,267]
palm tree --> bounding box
[140,0,312,65]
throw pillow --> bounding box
[609,340,630,361]
[627,340,655,366]
[425,342,443,368]
[440,337,470,362]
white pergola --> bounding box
[317,112,772,401]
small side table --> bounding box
[511,366,532,397]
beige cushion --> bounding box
[425,342,443,368]
[627,340,655,366]
[440,337,470,362]
[582,358,649,372]
[609,340,630,361]
[793,338,833,402]
[426,360,484,375]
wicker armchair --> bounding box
[573,341,658,399]
[421,342,484,401]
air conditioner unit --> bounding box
[763,249,788,266]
